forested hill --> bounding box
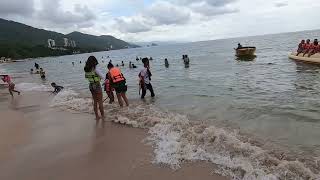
[0,18,138,59]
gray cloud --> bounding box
[115,16,152,33]
[177,0,237,7]
[174,0,239,17]
[0,0,34,16]
[275,2,288,7]
[146,1,191,25]
[190,1,239,16]
[114,1,191,33]
[37,0,96,28]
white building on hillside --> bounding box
[70,40,76,48]
[48,39,56,48]
[63,38,69,47]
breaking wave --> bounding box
[48,87,320,180]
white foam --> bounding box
[16,82,51,92]
[46,88,320,179]
[50,89,93,113]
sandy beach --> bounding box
[0,89,227,180]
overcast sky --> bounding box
[0,0,319,42]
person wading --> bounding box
[139,58,155,99]
[108,63,129,107]
[84,56,105,121]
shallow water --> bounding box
[1,29,320,179]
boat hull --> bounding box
[288,52,320,64]
[235,47,256,57]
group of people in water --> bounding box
[296,39,319,57]
[30,63,46,79]
[84,56,155,121]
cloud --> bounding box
[275,2,288,7]
[190,1,239,16]
[177,0,238,7]
[37,0,96,28]
[115,15,152,33]
[114,1,191,33]
[146,1,191,25]
[0,0,34,16]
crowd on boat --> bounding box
[296,39,319,57]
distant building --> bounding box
[63,38,76,48]
[48,39,56,48]
[63,38,69,47]
[70,40,76,48]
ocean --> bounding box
[1,29,320,179]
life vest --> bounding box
[85,71,101,83]
[304,43,311,49]
[109,67,125,83]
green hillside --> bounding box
[0,18,138,59]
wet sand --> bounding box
[0,90,227,180]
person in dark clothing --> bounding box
[51,82,64,94]
[139,58,155,99]
[34,63,39,70]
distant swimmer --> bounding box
[121,61,125,66]
[165,58,169,67]
[183,55,190,66]
[80,61,82,64]
[84,56,105,121]
[136,57,139,61]
[1,75,20,97]
[51,82,64,94]
[30,68,34,74]
[129,61,132,68]
[149,57,153,60]
[116,64,119,67]
[108,63,129,107]
[139,58,155,99]
[72,62,75,66]
[132,63,137,68]
[40,68,46,79]
[237,43,243,49]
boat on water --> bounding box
[235,47,256,57]
[288,52,320,64]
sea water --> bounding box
[1,29,320,179]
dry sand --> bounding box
[0,90,228,180]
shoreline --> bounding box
[0,91,227,180]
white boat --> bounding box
[288,52,320,64]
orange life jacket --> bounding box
[109,67,125,83]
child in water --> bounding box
[51,82,64,94]
[104,72,115,104]
[1,75,21,97]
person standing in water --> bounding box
[139,58,155,99]
[165,58,169,67]
[84,56,105,121]
[108,63,129,107]
[1,75,20,97]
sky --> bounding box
[0,0,320,42]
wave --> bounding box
[16,82,51,92]
[47,87,320,180]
